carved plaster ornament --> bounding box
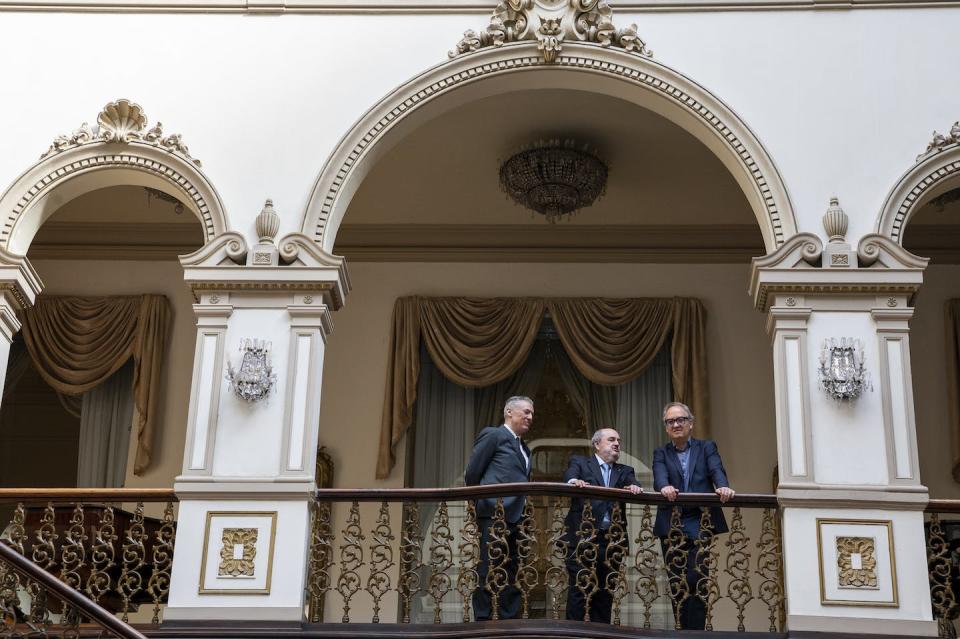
[219,528,258,577]
[821,197,856,268]
[818,338,872,402]
[918,120,960,162]
[226,339,277,403]
[252,199,281,266]
[449,0,652,63]
[836,536,878,589]
[40,99,201,166]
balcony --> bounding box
[0,486,955,638]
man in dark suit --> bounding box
[464,395,534,621]
[563,428,644,623]
[652,401,734,630]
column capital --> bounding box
[750,233,926,312]
[180,231,351,311]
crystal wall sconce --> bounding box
[818,337,871,401]
[226,339,277,403]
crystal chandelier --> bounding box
[499,140,608,223]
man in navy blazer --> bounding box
[652,402,735,630]
[464,396,534,621]
[563,428,643,623]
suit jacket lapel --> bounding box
[609,462,622,488]
[666,446,683,487]
[589,456,604,486]
[520,439,531,476]
[685,439,701,489]
[513,436,527,470]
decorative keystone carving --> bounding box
[449,0,652,64]
[918,121,960,162]
[41,99,201,166]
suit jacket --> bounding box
[563,455,641,543]
[652,438,729,537]
[464,425,531,523]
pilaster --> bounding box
[0,249,43,410]
[166,211,350,622]
[750,205,936,636]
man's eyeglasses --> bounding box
[664,416,691,427]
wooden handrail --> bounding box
[314,482,778,507]
[0,540,150,639]
[0,488,176,503]
[926,499,960,514]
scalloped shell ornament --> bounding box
[98,99,147,143]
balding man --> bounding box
[563,428,643,623]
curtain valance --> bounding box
[376,295,709,479]
[19,295,172,476]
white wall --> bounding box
[0,9,957,246]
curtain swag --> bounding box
[19,295,172,476]
[376,295,709,479]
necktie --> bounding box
[600,462,611,529]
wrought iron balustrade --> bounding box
[309,484,785,632]
[926,500,960,638]
[0,489,177,627]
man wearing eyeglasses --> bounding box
[652,402,734,630]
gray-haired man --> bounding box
[464,396,534,621]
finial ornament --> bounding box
[256,199,280,244]
[822,197,848,243]
[40,99,201,166]
[449,0,652,63]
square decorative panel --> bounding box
[817,519,897,607]
[199,511,277,594]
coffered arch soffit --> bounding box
[877,141,960,245]
[303,42,798,255]
[0,100,228,256]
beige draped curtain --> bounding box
[19,295,172,476]
[377,296,709,479]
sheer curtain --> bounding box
[615,344,673,483]
[412,348,476,490]
[76,362,134,488]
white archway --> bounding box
[0,100,229,256]
[302,41,797,255]
[877,143,960,244]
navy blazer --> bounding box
[652,438,729,537]
[464,425,532,523]
[562,455,641,543]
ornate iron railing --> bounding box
[0,539,149,639]
[0,489,177,627]
[926,500,960,638]
[309,484,785,632]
